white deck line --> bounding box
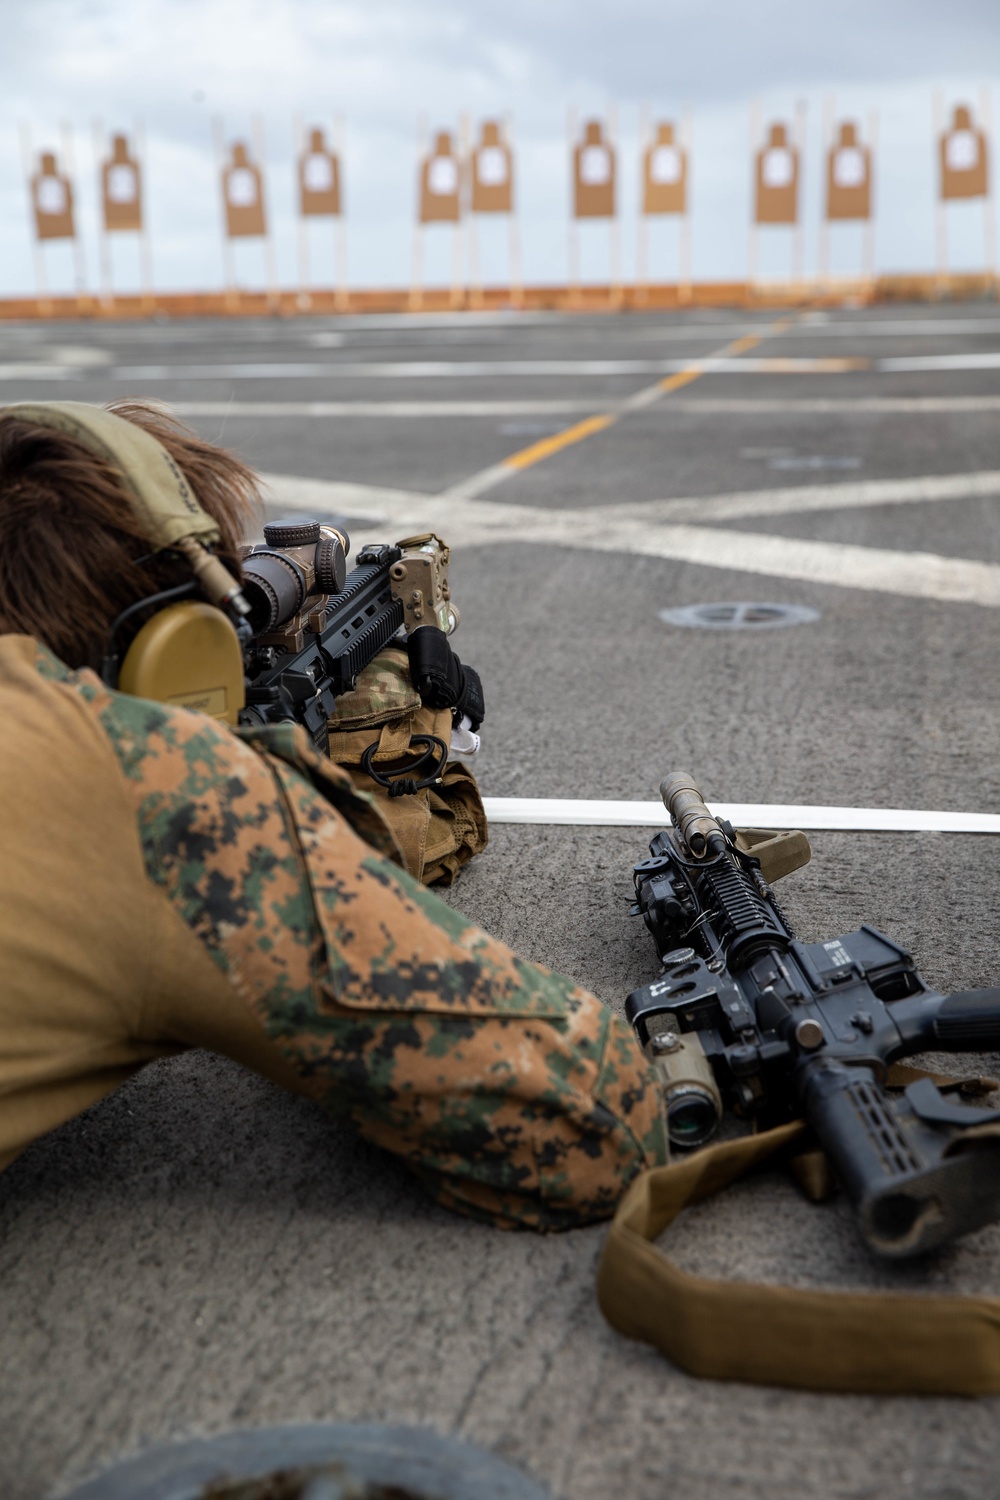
[170,400,599,417]
[106,356,866,381]
[258,470,1000,609]
[482,797,1000,833]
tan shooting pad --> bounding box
[326,646,487,886]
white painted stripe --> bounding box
[92,351,1000,382]
[0,364,76,380]
[108,356,864,381]
[482,797,1000,833]
[780,318,1000,339]
[534,519,1000,608]
[879,352,1000,372]
[619,470,1000,525]
[171,400,598,418]
[636,318,1000,341]
[171,395,1000,424]
[258,470,1000,607]
[660,397,1000,413]
[438,463,518,502]
[259,474,429,515]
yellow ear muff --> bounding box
[118,602,245,725]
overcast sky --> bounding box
[3,0,1000,297]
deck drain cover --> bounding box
[659,602,820,630]
[58,1424,548,1500]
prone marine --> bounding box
[0,399,668,1229]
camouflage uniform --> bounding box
[0,636,666,1228]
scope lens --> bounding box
[666,1087,721,1148]
[241,552,306,634]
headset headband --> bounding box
[0,400,220,550]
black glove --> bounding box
[407,626,485,732]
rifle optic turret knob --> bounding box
[264,515,322,548]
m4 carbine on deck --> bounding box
[238,515,482,767]
[627,771,1000,1259]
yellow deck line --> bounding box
[501,412,616,470]
[498,330,768,478]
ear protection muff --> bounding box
[0,401,250,725]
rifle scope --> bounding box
[241,516,350,636]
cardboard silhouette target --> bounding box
[573,119,616,219]
[754,121,799,225]
[642,121,686,216]
[419,131,462,224]
[466,119,520,306]
[471,120,513,214]
[101,133,143,232]
[940,103,989,200]
[299,126,341,217]
[818,104,877,283]
[749,106,806,286]
[223,140,267,237]
[214,120,278,308]
[295,120,347,310]
[412,125,464,309]
[636,113,692,305]
[935,92,995,280]
[826,121,871,221]
[21,124,89,310]
[94,124,153,308]
[31,150,75,241]
[568,113,620,305]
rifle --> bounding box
[238,515,480,771]
[627,770,1000,1258]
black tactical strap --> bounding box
[359,733,449,798]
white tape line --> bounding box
[482,797,1000,834]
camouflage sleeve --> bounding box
[92,681,668,1230]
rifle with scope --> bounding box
[237,514,482,772]
[627,771,1000,1259]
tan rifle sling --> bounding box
[598,1078,1000,1396]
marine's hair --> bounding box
[0,399,262,670]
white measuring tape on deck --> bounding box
[481,798,1000,834]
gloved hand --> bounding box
[406,625,485,731]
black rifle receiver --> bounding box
[627,771,1000,1259]
[238,515,458,756]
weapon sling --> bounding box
[597,1100,1000,1396]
